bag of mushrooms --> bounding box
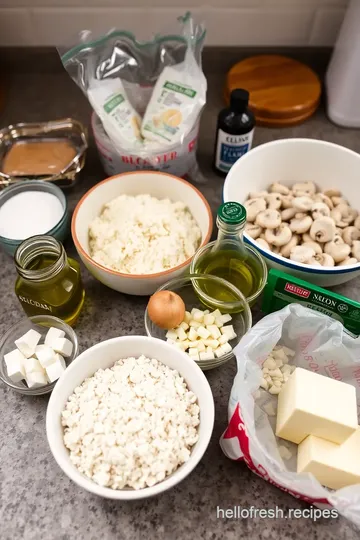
[245,181,360,267]
[220,304,360,526]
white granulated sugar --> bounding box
[0,191,64,240]
[62,355,200,490]
[88,194,202,274]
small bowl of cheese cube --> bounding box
[0,315,78,395]
[145,274,252,370]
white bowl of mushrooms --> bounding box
[223,138,360,287]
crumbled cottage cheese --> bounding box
[89,194,202,274]
[62,355,200,490]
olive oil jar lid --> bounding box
[218,202,246,226]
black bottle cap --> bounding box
[230,88,249,113]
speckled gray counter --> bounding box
[1,63,360,540]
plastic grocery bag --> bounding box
[220,304,360,526]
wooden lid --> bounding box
[225,55,321,125]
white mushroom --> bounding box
[354,216,360,230]
[289,215,313,234]
[245,198,267,222]
[295,212,308,219]
[265,224,292,247]
[308,253,335,267]
[292,196,314,212]
[342,226,360,246]
[324,241,351,263]
[311,202,330,219]
[324,189,341,198]
[292,181,316,197]
[281,207,297,221]
[269,182,290,195]
[332,196,348,206]
[255,209,281,229]
[280,235,299,258]
[309,217,336,243]
[313,193,333,209]
[266,193,282,210]
[281,195,294,209]
[290,245,316,263]
[302,233,313,243]
[338,257,358,266]
[352,241,360,261]
[331,204,358,227]
[248,191,268,199]
[256,238,271,250]
[302,241,322,255]
[245,223,262,239]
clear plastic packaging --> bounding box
[220,304,360,526]
[60,13,207,182]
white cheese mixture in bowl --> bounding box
[62,354,200,490]
[88,194,202,274]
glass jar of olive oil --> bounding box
[14,235,85,326]
[191,202,267,305]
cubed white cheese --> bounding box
[52,337,73,358]
[197,326,211,339]
[188,340,199,348]
[165,330,178,341]
[6,357,25,382]
[26,370,48,388]
[276,367,358,444]
[197,341,205,352]
[218,334,229,345]
[203,310,210,315]
[188,347,199,356]
[44,326,65,348]
[206,346,213,354]
[214,347,226,358]
[206,325,221,339]
[204,339,220,349]
[46,358,66,383]
[4,348,25,369]
[263,357,277,370]
[184,311,191,324]
[182,340,191,350]
[192,310,204,323]
[174,341,187,351]
[220,342,232,354]
[211,309,222,319]
[24,357,44,374]
[188,327,198,341]
[220,313,232,324]
[221,325,237,340]
[199,351,215,361]
[188,351,200,361]
[15,329,41,358]
[190,308,198,316]
[189,320,201,329]
[179,321,189,331]
[215,317,224,328]
[203,314,215,326]
[35,344,57,368]
[176,327,187,342]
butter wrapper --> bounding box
[262,269,360,336]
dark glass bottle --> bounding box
[213,88,255,176]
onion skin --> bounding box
[147,290,185,329]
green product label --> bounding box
[262,269,360,336]
[163,81,196,98]
[104,93,125,113]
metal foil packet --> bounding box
[0,118,88,189]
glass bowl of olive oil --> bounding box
[190,240,267,307]
[144,274,252,371]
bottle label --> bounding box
[215,128,254,173]
[17,295,52,312]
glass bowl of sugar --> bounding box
[0,180,69,255]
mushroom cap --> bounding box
[343,226,360,245]
[245,197,267,221]
[264,224,292,247]
[255,209,281,229]
[292,196,314,212]
[352,240,360,261]
[311,202,330,219]
[338,257,358,266]
[266,192,282,210]
[324,241,351,263]
[292,181,316,197]
[269,182,289,195]
[289,215,313,234]
[289,244,316,263]
[308,253,335,267]
[309,216,336,243]
[302,241,322,255]
[256,238,271,250]
[280,234,299,258]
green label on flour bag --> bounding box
[104,93,125,113]
[163,81,197,98]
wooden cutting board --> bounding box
[225,55,321,126]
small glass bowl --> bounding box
[144,274,252,371]
[0,315,78,395]
[0,180,69,256]
[190,241,268,306]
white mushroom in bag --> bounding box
[309,217,336,243]
[265,224,292,246]
[245,198,267,222]
[255,209,282,229]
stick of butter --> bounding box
[297,428,360,490]
[262,269,360,336]
[276,367,358,444]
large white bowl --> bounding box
[46,335,214,500]
[72,171,213,295]
[224,138,360,287]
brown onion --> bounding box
[147,290,185,329]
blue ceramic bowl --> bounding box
[0,180,69,256]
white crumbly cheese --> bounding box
[62,356,200,490]
[260,345,296,394]
[89,194,202,274]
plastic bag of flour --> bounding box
[220,304,360,526]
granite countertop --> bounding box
[1,61,360,540]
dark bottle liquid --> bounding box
[213,88,255,177]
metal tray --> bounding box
[0,118,88,189]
